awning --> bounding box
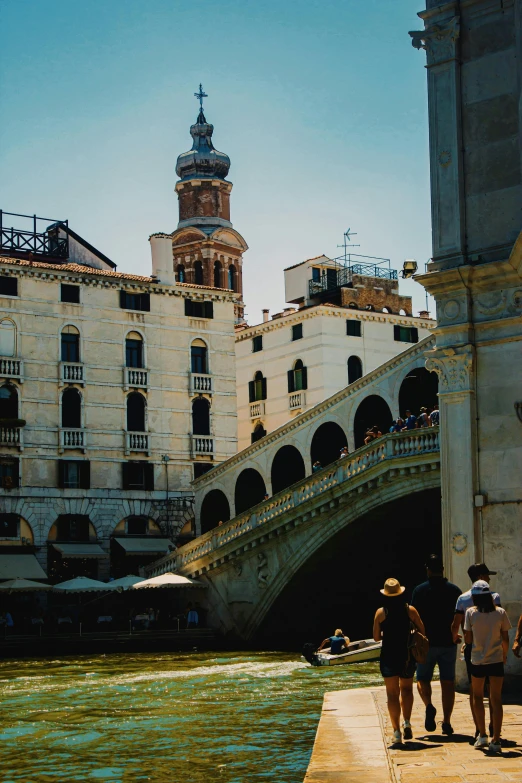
[113,538,174,555]
[0,554,47,580]
[52,543,109,559]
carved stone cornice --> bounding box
[426,346,474,393]
[409,16,460,66]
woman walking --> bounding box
[464,580,511,753]
[373,578,425,744]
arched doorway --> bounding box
[347,355,363,384]
[271,445,306,494]
[200,490,230,534]
[62,388,82,428]
[127,392,146,431]
[192,397,210,435]
[398,367,439,418]
[310,421,348,468]
[235,469,267,514]
[353,395,393,448]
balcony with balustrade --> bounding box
[59,428,86,453]
[0,358,23,383]
[191,435,214,457]
[249,401,265,419]
[124,367,149,390]
[60,362,85,386]
[289,391,305,411]
[190,373,212,395]
[125,432,149,455]
[0,425,23,451]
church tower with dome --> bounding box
[151,86,247,322]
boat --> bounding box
[302,638,381,667]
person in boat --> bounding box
[373,578,425,745]
[316,628,351,655]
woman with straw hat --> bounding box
[373,578,425,745]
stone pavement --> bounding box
[304,682,522,782]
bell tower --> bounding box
[170,85,247,320]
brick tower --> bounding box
[170,86,247,321]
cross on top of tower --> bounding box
[194,83,208,111]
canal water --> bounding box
[0,651,381,783]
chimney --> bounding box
[262,309,269,323]
[419,310,430,319]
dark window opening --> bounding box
[127,392,146,432]
[61,388,82,428]
[55,515,90,541]
[292,323,303,341]
[346,320,361,337]
[61,332,80,362]
[176,265,185,283]
[192,397,210,435]
[122,461,154,490]
[311,267,321,283]
[194,462,213,480]
[0,458,19,489]
[191,345,208,374]
[228,266,236,291]
[58,460,90,489]
[288,360,307,393]
[252,335,263,353]
[394,325,419,343]
[120,290,150,312]
[185,299,214,319]
[194,261,204,286]
[0,513,19,538]
[126,338,143,368]
[348,355,363,384]
[0,384,18,419]
[126,515,148,535]
[251,423,267,444]
[0,277,18,296]
[213,261,222,288]
[61,284,80,304]
[249,371,267,402]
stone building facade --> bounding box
[410,0,522,672]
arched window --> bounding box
[348,356,363,384]
[213,261,222,288]
[288,359,307,393]
[0,384,18,419]
[0,319,15,357]
[228,265,236,292]
[194,261,204,285]
[176,265,185,283]
[192,397,210,435]
[191,339,208,374]
[61,325,80,363]
[249,371,266,403]
[251,423,267,444]
[125,332,143,368]
[365,304,375,311]
[127,392,146,432]
[62,388,82,428]
[382,307,392,314]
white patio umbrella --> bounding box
[0,578,52,592]
[107,575,145,589]
[52,576,114,593]
[131,572,202,589]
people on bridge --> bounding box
[316,628,350,655]
[429,404,439,426]
[402,410,417,430]
[339,447,349,458]
[373,578,425,745]
[312,461,322,472]
[410,554,462,736]
[451,562,501,739]
[417,407,430,428]
[389,418,404,433]
[464,580,511,754]
[364,425,382,445]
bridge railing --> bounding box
[151,427,440,576]
[151,428,440,575]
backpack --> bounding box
[407,606,429,664]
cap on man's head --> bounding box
[426,554,443,573]
[471,580,491,595]
[468,562,497,581]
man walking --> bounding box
[410,555,462,735]
[451,563,501,736]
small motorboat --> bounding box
[302,638,381,667]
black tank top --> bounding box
[380,603,411,663]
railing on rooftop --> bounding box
[308,254,398,299]
[0,211,69,260]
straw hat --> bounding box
[380,578,406,596]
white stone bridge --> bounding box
[148,336,442,641]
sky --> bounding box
[0,0,433,323]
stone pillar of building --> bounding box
[411,1,522,681]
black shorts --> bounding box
[380,658,416,679]
[471,662,504,679]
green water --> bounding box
[0,651,382,783]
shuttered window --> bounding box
[393,325,419,343]
[185,299,214,319]
[120,290,151,312]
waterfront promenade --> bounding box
[304,683,522,782]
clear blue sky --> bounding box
[0,0,433,321]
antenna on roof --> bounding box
[337,228,360,266]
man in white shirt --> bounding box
[451,563,500,737]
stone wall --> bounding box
[340,275,413,315]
